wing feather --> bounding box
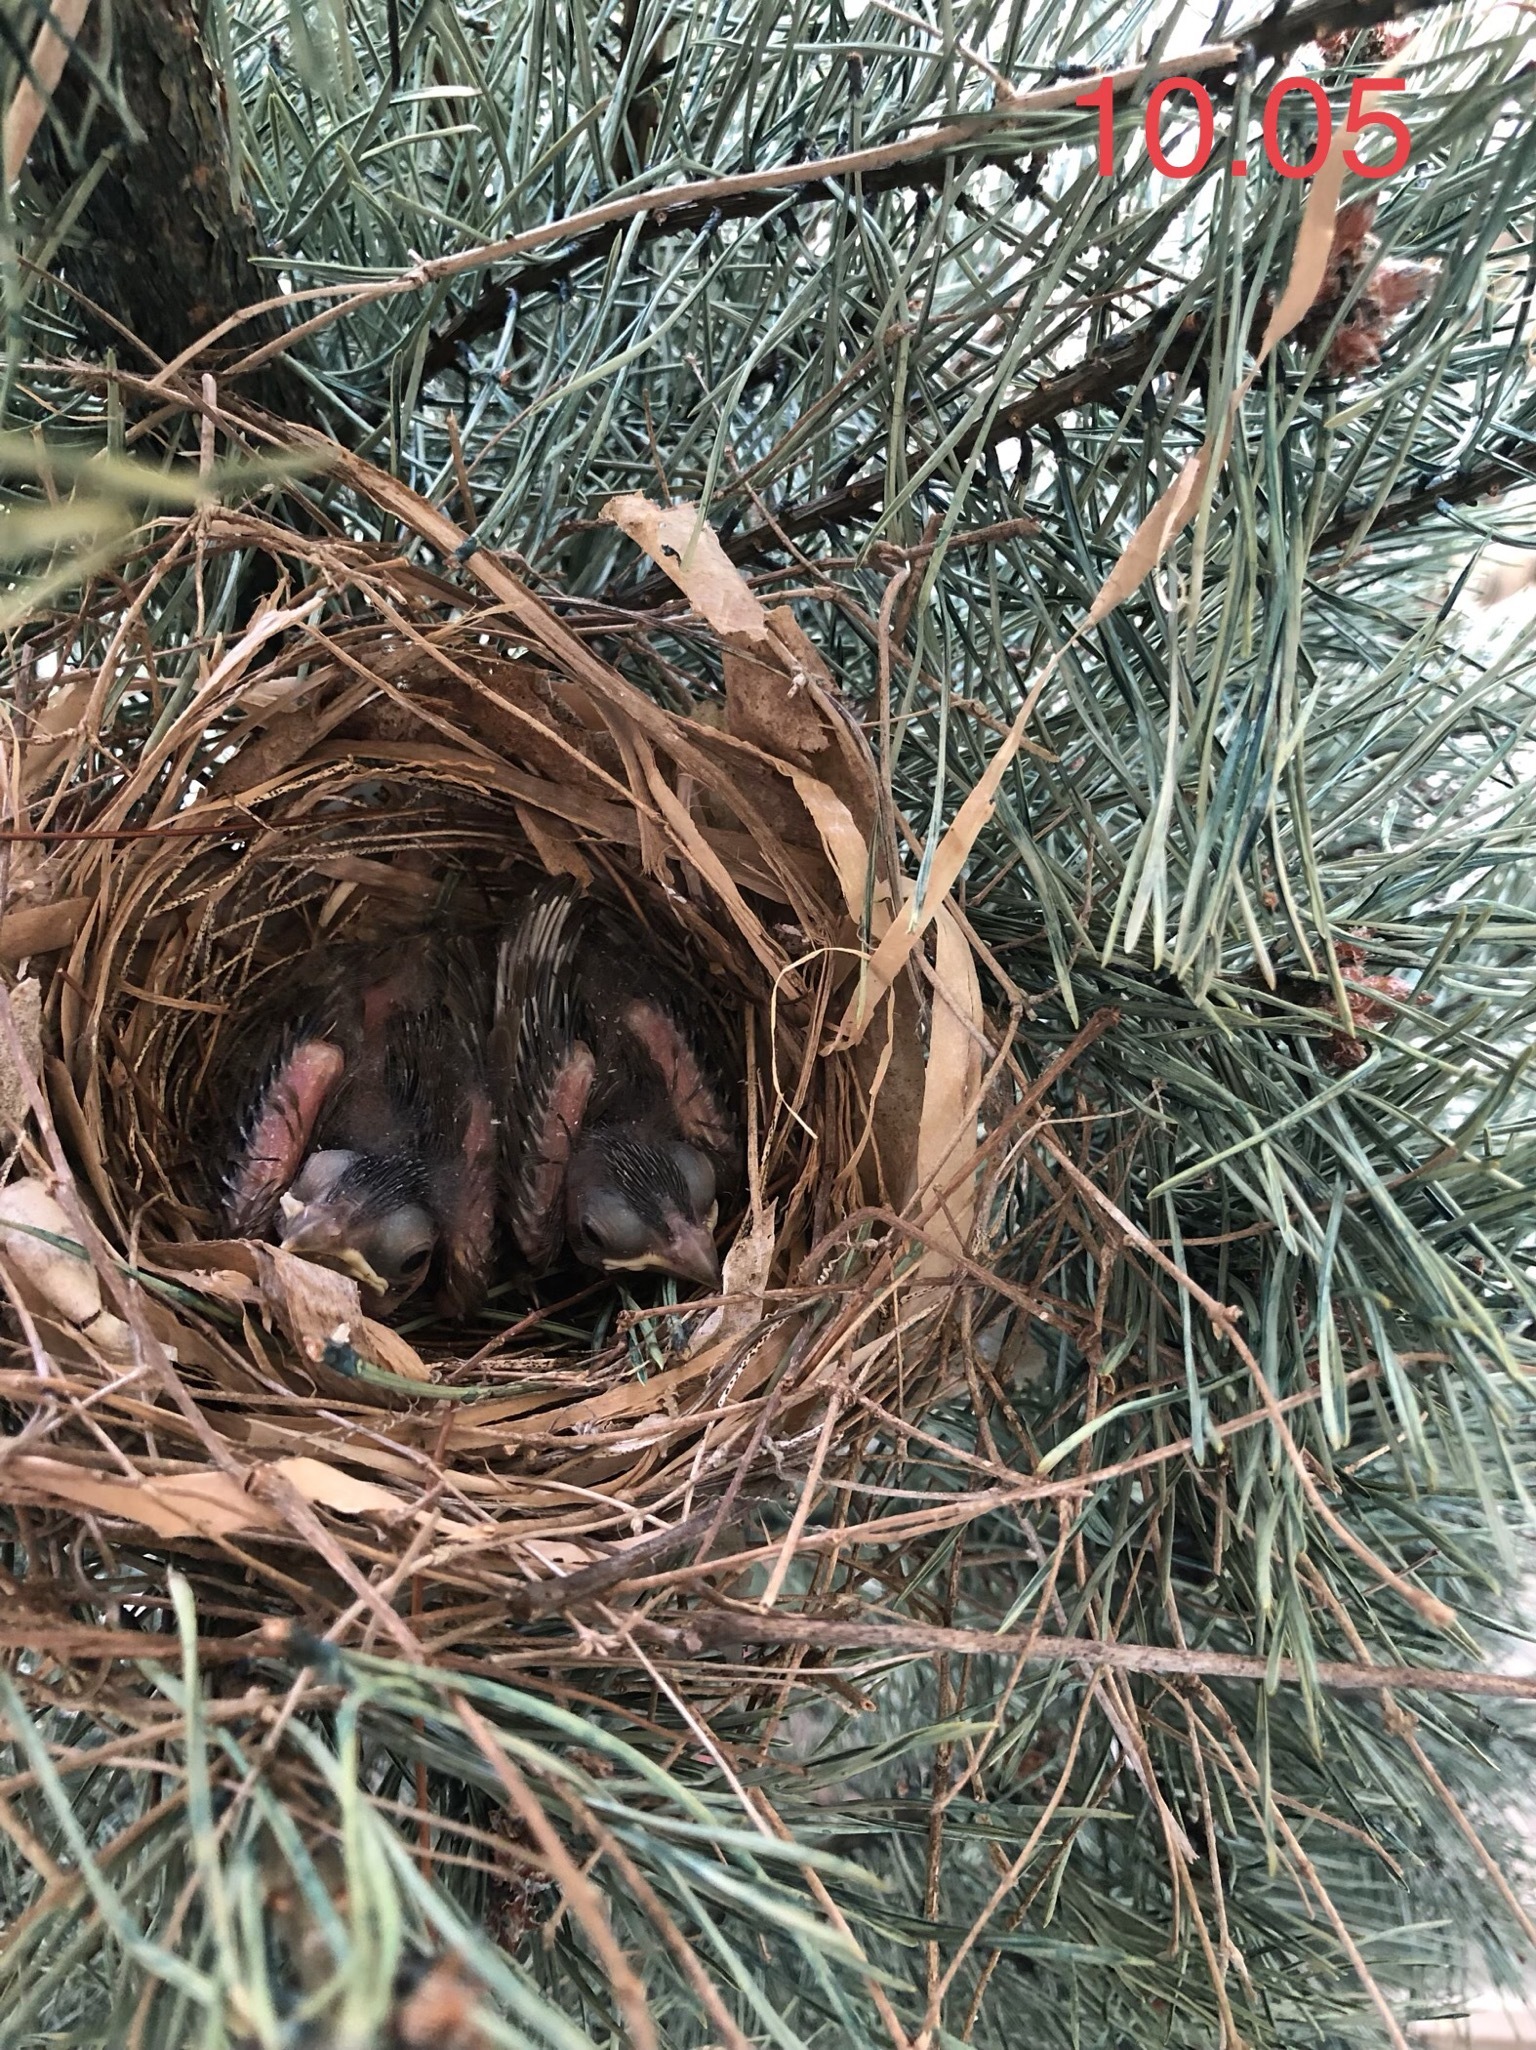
[224,1037,345,1236]
[620,997,734,1156]
[494,888,594,1270]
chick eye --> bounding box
[387,1246,432,1285]
[669,1143,716,1218]
[581,1198,647,1261]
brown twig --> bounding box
[152,41,1256,390]
[663,1611,1536,1704]
[1315,429,1536,557]
[421,0,1459,385]
[615,311,1209,601]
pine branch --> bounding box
[425,0,1457,383]
[1319,425,1536,552]
[612,305,1204,602]
[423,150,1049,378]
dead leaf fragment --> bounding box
[251,1244,432,1383]
[272,1455,402,1521]
[688,1201,777,1354]
[0,897,92,965]
[0,979,42,1138]
[0,1178,107,1327]
[914,908,984,1277]
[353,1315,432,1383]
[4,1451,277,1540]
[3,1446,411,1538]
[603,495,770,642]
[521,1537,603,1576]
[724,645,828,761]
[788,770,885,933]
[253,1242,364,1357]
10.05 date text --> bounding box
[1077,76,1411,179]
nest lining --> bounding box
[0,495,983,1599]
[64,641,838,1310]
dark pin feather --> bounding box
[493,885,738,1290]
[222,933,494,1317]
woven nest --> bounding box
[0,466,996,1615]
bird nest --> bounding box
[0,457,995,1621]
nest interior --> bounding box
[0,481,992,1617]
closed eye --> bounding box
[582,1204,648,1262]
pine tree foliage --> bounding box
[1,0,1535,2045]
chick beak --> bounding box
[660,1216,722,1292]
[278,1194,391,1298]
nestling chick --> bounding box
[275,1147,437,1303]
[494,887,737,1292]
[222,936,495,1317]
